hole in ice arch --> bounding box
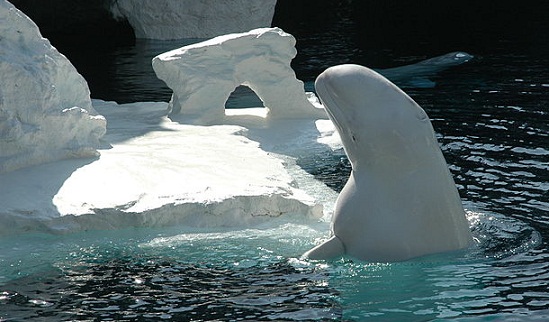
[225,85,266,109]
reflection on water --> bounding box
[79,39,199,103]
[1,259,340,321]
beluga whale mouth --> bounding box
[305,64,473,262]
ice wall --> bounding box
[0,0,106,173]
[111,0,277,39]
[152,27,326,125]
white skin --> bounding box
[305,64,473,262]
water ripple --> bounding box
[0,259,341,321]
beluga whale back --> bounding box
[305,64,473,262]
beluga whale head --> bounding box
[305,64,473,262]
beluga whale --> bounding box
[304,64,473,262]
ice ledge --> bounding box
[3,194,321,235]
[0,100,326,236]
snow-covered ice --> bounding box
[0,0,106,173]
[153,27,327,124]
[110,0,277,39]
[0,2,343,242]
[0,9,336,238]
[0,99,339,236]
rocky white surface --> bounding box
[153,27,326,124]
[0,11,333,237]
[110,0,277,39]
[0,100,333,236]
[0,0,106,173]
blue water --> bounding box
[2,6,549,322]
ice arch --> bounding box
[152,28,325,125]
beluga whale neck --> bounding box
[304,64,473,262]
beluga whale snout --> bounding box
[305,64,473,262]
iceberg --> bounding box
[0,9,334,237]
[0,0,106,173]
[0,99,330,236]
[111,0,277,39]
[153,27,326,124]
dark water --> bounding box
[2,3,549,321]
[1,258,339,321]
